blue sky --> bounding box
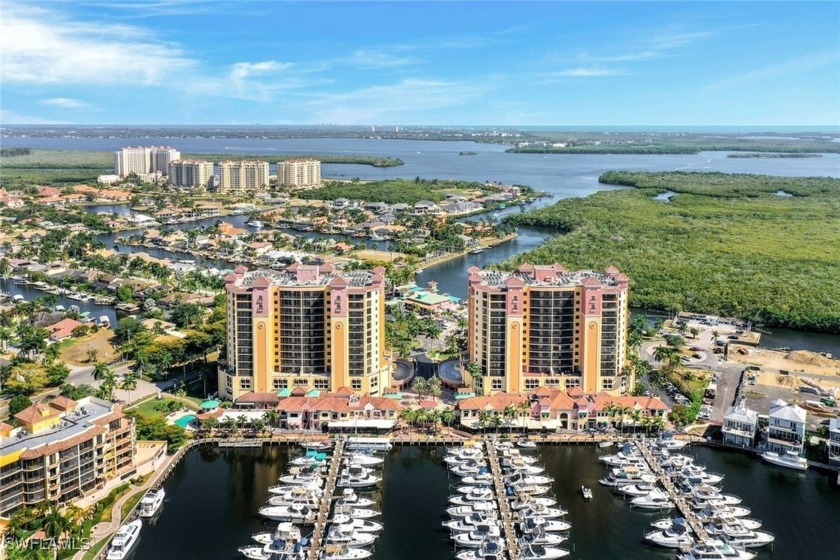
[1,1,838,126]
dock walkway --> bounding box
[635,441,709,542]
[308,438,345,560]
[485,436,520,560]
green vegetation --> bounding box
[298,178,498,205]
[727,153,822,159]
[0,147,31,157]
[505,171,840,333]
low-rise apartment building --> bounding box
[722,398,759,449]
[0,397,135,517]
[766,399,807,456]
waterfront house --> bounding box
[46,318,83,342]
[414,200,441,215]
[829,418,840,468]
[722,397,759,449]
[766,399,807,456]
[275,391,402,431]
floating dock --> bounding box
[308,438,345,560]
[485,436,520,560]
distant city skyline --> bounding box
[1,1,838,126]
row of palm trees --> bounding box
[5,501,91,559]
[91,361,139,403]
[398,407,458,431]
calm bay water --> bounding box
[129,444,839,560]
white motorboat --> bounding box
[344,452,384,467]
[517,504,567,520]
[618,481,657,497]
[450,487,494,505]
[267,494,321,508]
[630,490,674,510]
[520,543,570,559]
[279,466,324,486]
[259,503,318,523]
[599,468,655,487]
[695,506,752,521]
[581,486,593,500]
[457,483,493,494]
[300,441,334,451]
[335,489,376,509]
[268,485,323,502]
[138,488,165,518]
[517,439,537,449]
[291,451,329,466]
[657,431,689,450]
[506,483,551,497]
[519,529,567,547]
[760,450,808,471]
[443,512,499,533]
[659,453,694,469]
[449,461,489,477]
[510,496,557,510]
[268,480,323,495]
[446,501,497,519]
[331,515,383,533]
[505,472,552,486]
[677,539,755,560]
[452,524,503,548]
[319,546,372,560]
[325,525,377,548]
[252,522,303,545]
[691,486,742,506]
[331,504,380,519]
[106,519,142,560]
[646,527,695,548]
[499,451,540,465]
[598,441,614,449]
[702,518,763,532]
[246,220,264,228]
[336,473,380,488]
[520,517,571,534]
[677,470,726,487]
[445,446,485,463]
[707,525,775,548]
[460,472,494,486]
[456,540,504,560]
[503,459,545,475]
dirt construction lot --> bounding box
[57,329,119,366]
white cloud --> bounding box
[0,3,195,86]
[229,61,295,81]
[705,51,840,93]
[541,67,626,79]
[40,98,91,109]
[349,50,421,69]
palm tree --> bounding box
[92,361,111,383]
[120,374,138,404]
[42,503,71,541]
[99,371,117,401]
[0,326,12,353]
[489,414,503,432]
[478,410,492,433]
[263,409,280,428]
[440,408,457,429]
[653,345,675,364]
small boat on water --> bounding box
[677,539,755,560]
[138,488,165,518]
[106,519,142,560]
[246,220,264,228]
[760,450,808,471]
[251,521,302,545]
[520,543,570,559]
[330,514,383,533]
[469,247,484,254]
[300,441,333,452]
[598,441,614,449]
[320,546,372,560]
[517,438,537,449]
[581,486,593,500]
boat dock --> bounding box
[634,441,709,542]
[308,438,345,560]
[485,436,520,560]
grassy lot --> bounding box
[58,329,119,365]
[506,171,840,333]
[82,538,110,560]
[120,489,146,520]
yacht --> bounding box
[449,487,494,505]
[450,462,490,478]
[505,472,552,486]
[460,472,494,486]
[457,483,493,495]
[630,490,674,510]
[517,504,567,520]
[519,530,567,547]
[520,517,572,534]
[446,501,497,519]
[510,496,557,510]
[320,546,372,560]
[106,519,142,560]
[336,473,380,488]
[344,452,384,467]
[138,488,165,518]
[599,467,655,487]
[335,489,376,509]
[444,447,485,464]
[291,451,329,467]
[656,431,689,450]
[258,503,318,523]
[520,543,571,559]
[267,493,321,508]
[581,486,593,500]
[469,247,484,254]
[677,539,755,560]
[452,524,503,548]
[246,220,264,228]
[330,515,383,533]
[268,485,323,502]
[645,518,694,548]
[694,506,752,521]
[760,450,808,471]
[331,504,380,519]
[251,522,302,545]
[618,481,657,497]
[598,441,614,449]
[702,518,763,532]
[456,541,504,560]
[443,511,498,533]
[267,480,323,495]
[506,482,551,497]
[707,525,775,548]
[516,438,537,449]
[300,440,334,451]
[325,525,377,548]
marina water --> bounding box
[129,444,838,559]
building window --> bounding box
[602,378,614,390]
[226,376,233,388]
[370,376,378,388]
[565,378,580,389]
[294,378,309,386]
[314,379,329,390]
[239,378,252,390]
[351,379,363,391]
[525,379,540,389]
[491,379,503,390]
[273,379,287,390]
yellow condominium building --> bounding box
[218,160,269,193]
[277,159,321,188]
[220,263,390,401]
[467,263,630,396]
[0,396,135,517]
[169,159,214,189]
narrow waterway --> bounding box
[128,444,839,560]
